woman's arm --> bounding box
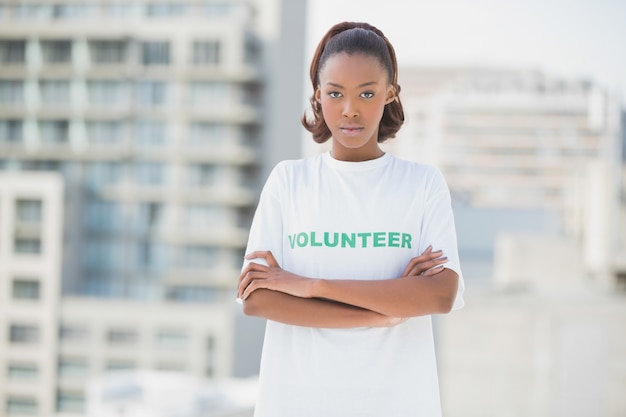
[239,247,456,319]
[242,289,404,328]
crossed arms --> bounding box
[237,246,459,329]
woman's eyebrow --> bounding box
[325,81,378,88]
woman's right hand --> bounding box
[401,245,447,278]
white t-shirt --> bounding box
[243,152,464,417]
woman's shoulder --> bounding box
[388,154,444,179]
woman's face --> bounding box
[316,52,394,162]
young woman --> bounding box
[238,21,464,417]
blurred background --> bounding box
[0,0,624,416]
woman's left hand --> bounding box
[238,250,317,300]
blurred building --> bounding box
[387,68,624,284]
[0,0,306,415]
[383,68,626,416]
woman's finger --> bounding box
[401,250,444,276]
[404,256,447,277]
[238,261,268,287]
[245,250,280,267]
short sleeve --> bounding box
[241,163,285,271]
[419,169,465,311]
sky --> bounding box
[306,0,626,101]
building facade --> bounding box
[0,0,307,415]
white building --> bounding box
[0,0,307,415]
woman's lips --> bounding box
[340,126,364,136]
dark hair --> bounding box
[301,22,405,143]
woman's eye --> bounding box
[361,92,374,99]
[328,92,342,98]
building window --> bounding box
[136,241,169,271]
[184,204,222,229]
[0,40,26,64]
[146,2,186,16]
[40,80,71,106]
[204,2,234,17]
[58,358,88,378]
[156,362,186,372]
[83,239,123,272]
[192,40,220,65]
[88,80,130,107]
[41,40,72,64]
[136,202,163,232]
[6,397,38,415]
[16,199,42,223]
[189,81,228,107]
[135,121,167,147]
[89,40,127,64]
[141,41,170,65]
[180,245,216,269]
[59,325,90,343]
[0,80,24,105]
[7,363,39,380]
[56,390,85,413]
[187,164,216,187]
[136,81,167,108]
[84,162,123,187]
[12,279,41,300]
[9,324,39,344]
[135,162,166,186]
[0,120,24,144]
[156,330,189,349]
[39,120,69,145]
[166,285,219,303]
[52,3,94,19]
[14,238,41,255]
[87,121,125,146]
[206,335,214,377]
[107,329,137,344]
[188,122,225,146]
[106,360,135,371]
[84,200,122,231]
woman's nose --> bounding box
[342,99,358,118]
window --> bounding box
[192,40,220,65]
[7,363,38,380]
[107,329,138,344]
[39,120,69,145]
[180,245,216,268]
[185,204,222,229]
[83,239,123,272]
[136,202,163,231]
[156,330,188,349]
[9,324,39,344]
[41,40,72,64]
[40,80,71,106]
[135,121,167,147]
[187,164,216,187]
[146,2,186,16]
[58,358,88,378]
[52,3,94,19]
[16,199,42,223]
[136,81,167,108]
[166,285,219,303]
[6,397,38,415]
[14,3,52,19]
[141,41,170,65]
[135,162,165,186]
[56,390,85,413]
[87,121,125,146]
[106,360,135,371]
[206,335,214,377]
[84,200,122,231]
[188,122,225,146]
[0,40,26,64]
[84,162,123,187]
[0,120,24,144]
[88,80,130,107]
[204,2,234,17]
[189,81,228,107]
[0,80,24,104]
[14,238,41,255]
[59,325,90,342]
[12,279,41,300]
[90,40,127,64]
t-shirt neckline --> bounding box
[322,151,392,172]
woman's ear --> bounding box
[385,86,396,105]
[314,87,322,103]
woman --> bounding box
[238,21,464,417]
